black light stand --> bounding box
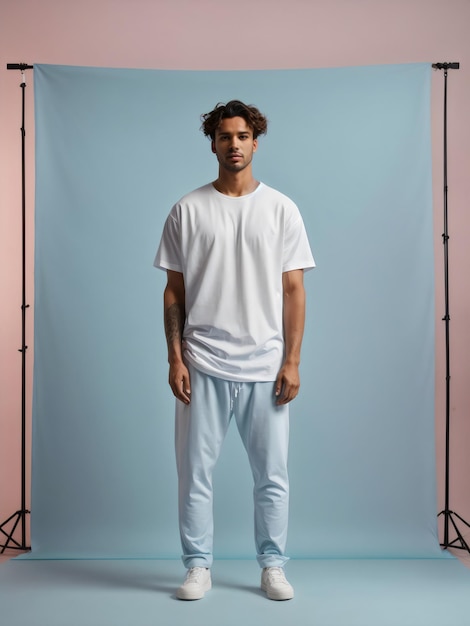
[0,63,34,554]
[432,61,470,554]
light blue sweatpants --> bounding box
[175,364,290,569]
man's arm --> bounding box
[275,269,306,405]
[164,270,191,404]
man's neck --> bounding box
[212,170,259,197]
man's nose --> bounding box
[229,137,239,150]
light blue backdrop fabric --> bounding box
[31,63,442,559]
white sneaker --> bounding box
[176,567,212,600]
[261,567,294,600]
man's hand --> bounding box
[275,361,300,405]
[169,360,191,404]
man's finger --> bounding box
[181,373,191,403]
[182,372,191,396]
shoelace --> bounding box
[186,567,205,582]
[266,567,288,584]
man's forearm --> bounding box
[163,271,186,365]
[275,270,306,405]
[164,301,185,363]
[163,272,191,404]
[283,274,306,365]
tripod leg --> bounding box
[451,512,470,532]
[0,512,22,553]
[448,512,470,553]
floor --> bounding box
[2,527,470,626]
[1,553,470,626]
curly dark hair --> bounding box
[201,100,268,140]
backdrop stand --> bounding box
[432,61,470,554]
[0,63,34,554]
[2,61,468,557]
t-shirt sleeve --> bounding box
[282,205,315,273]
[154,209,183,273]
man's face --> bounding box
[211,117,258,173]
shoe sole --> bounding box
[261,582,294,601]
[176,580,212,600]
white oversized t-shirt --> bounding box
[155,182,315,382]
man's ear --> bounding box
[253,138,258,153]
[211,140,216,154]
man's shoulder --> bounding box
[176,183,214,205]
[167,184,213,220]
[257,183,299,210]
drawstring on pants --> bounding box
[229,382,242,414]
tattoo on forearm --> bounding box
[165,303,185,346]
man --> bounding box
[154,100,314,601]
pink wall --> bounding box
[1,0,469,547]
